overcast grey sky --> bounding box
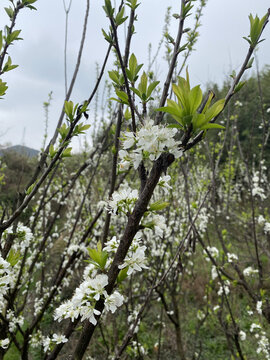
[0,0,270,150]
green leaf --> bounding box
[124,107,131,120]
[130,86,142,99]
[49,144,57,158]
[87,241,108,270]
[102,28,113,43]
[129,53,137,77]
[4,7,14,19]
[62,147,72,158]
[64,100,74,121]
[138,72,148,96]
[103,0,114,17]
[7,249,21,267]
[200,123,225,130]
[126,0,140,10]
[189,85,202,113]
[204,99,225,123]
[114,90,129,105]
[25,182,36,195]
[0,79,8,98]
[234,81,246,94]
[149,200,169,211]
[246,57,254,69]
[108,70,120,84]
[115,7,128,26]
[146,81,159,98]
[117,267,129,283]
[9,29,22,42]
[3,56,18,73]
[192,113,206,130]
[58,123,69,140]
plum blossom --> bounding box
[197,310,205,321]
[211,266,218,280]
[243,266,259,277]
[103,236,120,253]
[119,245,148,275]
[256,333,270,358]
[55,274,124,325]
[227,253,238,263]
[250,323,261,333]
[51,334,68,344]
[239,330,246,341]
[158,175,172,193]
[256,301,263,315]
[252,171,266,200]
[217,280,230,296]
[204,246,219,261]
[107,188,138,215]
[119,118,182,170]
[104,291,124,313]
[0,255,15,311]
[0,338,9,349]
[264,222,270,234]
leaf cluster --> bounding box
[243,12,269,48]
[157,69,225,134]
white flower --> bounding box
[158,175,172,193]
[196,208,209,233]
[197,310,205,321]
[103,236,120,253]
[252,171,266,200]
[227,253,238,263]
[43,337,51,352]
[107,188,138,215]
[250,323,261,333]
[51,334,68,344]
[119,118,182,170]
[217,281,230,296]
[256,301,263,315]
[204,246,219,261]
[119,246,148,275]
[104,291,124,313]
[243,266,259,277]
[235,100,243,107]
[256,334,270,356]
[258,215,265,224]
[122,131,136,149]
[86,274,108,301]
[239,330,246,341]
[264,222,270,234]
[211,266,218,280]
[80,306,101,324]
[213,305,220,312]
[0,338,9,349]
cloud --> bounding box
[0,0,269,149]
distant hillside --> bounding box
[0,145,39,158]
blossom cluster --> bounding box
[0,256,14,311]
[104,233,149,275]
[252,170,267,200]
[54,273,124,326]
[119,118,183,170]
[249,323,270,359]
[204,246,219,261]
[257,215,270,235]
[107,187,138,215]
[42,334,68,352]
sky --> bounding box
[0,0,270,150]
